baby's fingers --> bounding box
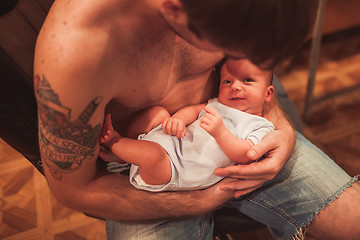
[181,128,186,138]
[162,118,172,135]
[176,126,186,138]
[204,106,219,116]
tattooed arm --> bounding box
[33,32,234,220]
[33,73,234,220]
[32,0,235,219]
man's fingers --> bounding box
[214,161,278,180]
[220,179,262,190]
[219,179,264,197]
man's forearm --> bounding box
[74,172,231,221]
[263,94,294,132]
[262,94,297,161]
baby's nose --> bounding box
[231,82,241,91]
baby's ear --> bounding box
[265,86,274,103]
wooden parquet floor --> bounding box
[1,28,359,240]
[0,140,106,240]
[277,27,360,179]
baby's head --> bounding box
[218,59,274,116]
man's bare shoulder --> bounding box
[35,0,137,82]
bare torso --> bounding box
[32,0,298,222]
[35,0,224,135]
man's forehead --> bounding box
[224,59,253,75]
[223,59,271,79]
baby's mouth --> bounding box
[230,97,245,100]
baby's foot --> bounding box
[100,129,122,148]
[100,114,121,147]
[99,145,126,163]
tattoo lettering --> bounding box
[35,74,102,180]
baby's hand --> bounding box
[162,117,186,138]
[200,106,225,138]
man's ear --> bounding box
[265,86,274,103]
[160,0,187,25]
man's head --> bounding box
[159,0,318,68]
[218,59,274,116]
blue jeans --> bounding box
[107,215,213,240]
[106,134,359,240]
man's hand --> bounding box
[162,117,187,138]
[202,177,237,205]
[200,106,226,138]
[214,128,296,198]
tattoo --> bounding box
[35,74,103,180]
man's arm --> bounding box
[259,93,296,162]
[34,29,231,221]
[263,93,295,135]
[34,72,233,220]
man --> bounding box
[34,0,360,239]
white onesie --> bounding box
[129,98,274,192]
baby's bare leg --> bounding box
[105,107,172,185]
[127,106,170,138]
[109,136,171,185]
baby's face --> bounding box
[218,59,273,116]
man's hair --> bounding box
[180,0,318,68]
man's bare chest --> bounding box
[111,44,221,103]
[107,66,218,128]
[105,37,223,132]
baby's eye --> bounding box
[223,80,231,85]
[243,78,253,83]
